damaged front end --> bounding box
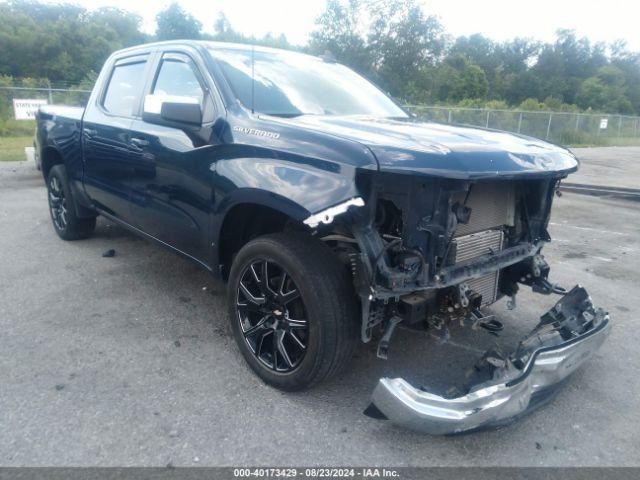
[307,171,610,434]
[370,286,610,434]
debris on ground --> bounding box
[102,249,116,258]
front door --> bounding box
[127,51,222,263]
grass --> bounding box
[0,136,33,161]
[566,137,640,148]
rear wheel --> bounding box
[227,232,358,391]
[47,164,96,240]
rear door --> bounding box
[82,53,151,222]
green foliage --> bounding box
[432,55,489,103]
[0,1,146,83]
[576,66,635,113]
[308,0,373,76]
[309,0,445,99]
[155,3,201,40]
[1,0,640,118]
[308,2,640,114]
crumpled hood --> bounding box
[267,115,579,179]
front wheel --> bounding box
[227,233,358,391]
[47,164,96,240]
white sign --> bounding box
[13,98,48,120]
[599,118,609,129]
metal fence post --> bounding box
[575,114,580,132]
[448,109,452,124]
[618,115,623,137]
[546,112,553,140]
[47,85,53,104]
[517,112,523,133]
[485,110,490,128]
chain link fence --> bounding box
[2,84,640,147]
[0,85,92,160]
[0,85,92,105]
[0,86,91,136]
[405,105,640,146]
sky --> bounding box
[36,0,640,50]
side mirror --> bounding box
[142,94,202,127]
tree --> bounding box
[450,34,500,97]
[0,1,146,83]
[433,55,488,102]
[155,3,202,40]
[366,0,445,97]
[610,41,640,113]
[308,0,373,77]
[576,66,634,113]
[531,29,607,104]
[2,0,640,115]
[309,0,445,99]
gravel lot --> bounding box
[1,148,639,466]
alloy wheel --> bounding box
[236,259,309,373]
[49,175,67,231]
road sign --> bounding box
[13,98,48,120]
[599,118,609,129]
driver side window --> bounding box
[152,55,204,105]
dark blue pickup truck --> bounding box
[35,41,610,434]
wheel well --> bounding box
[218,203,304,280]
[41,147,63,180]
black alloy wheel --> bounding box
[236,259,309,372]
[46,164,96,240]
[227,233,358,391]
[48,174,68,231]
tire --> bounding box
[227,232,358,391]
[47,164,96,240]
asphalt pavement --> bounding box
[0,148,639,466]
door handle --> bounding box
[130,137,150,147]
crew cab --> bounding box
[35,41,610,434]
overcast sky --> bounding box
[37,0,640,50]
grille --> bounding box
[453,229,504,307]
[453,182,516,237]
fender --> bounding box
[37,108,95,217]
[208,141,372,272]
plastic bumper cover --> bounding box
[369,285,611,435]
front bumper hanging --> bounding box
[369,285,611,435]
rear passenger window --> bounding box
[103,61,147,117]
[153,59,204,105]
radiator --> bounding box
[453,182,516,237]
[453,229,504,307]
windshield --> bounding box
[208,47,408,118]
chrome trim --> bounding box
[304,197,365,228]
[370,288,611,434]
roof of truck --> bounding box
[113,40,309,58]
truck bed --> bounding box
[37,105,84,122]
